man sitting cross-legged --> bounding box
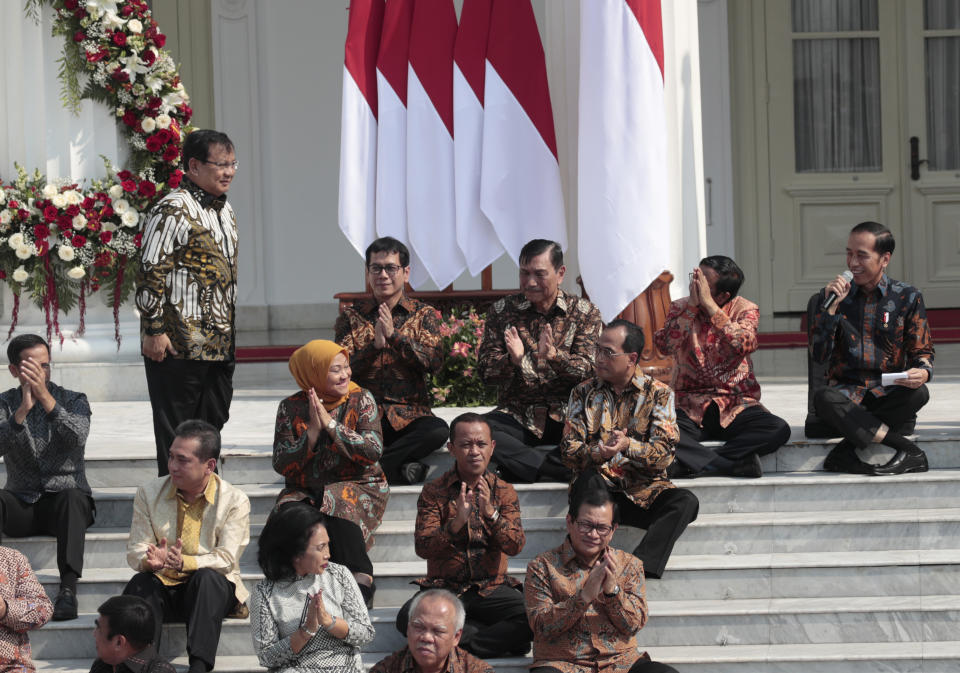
[396,413,532,658]
[561,320,698,579]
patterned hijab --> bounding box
[288,340,360,411]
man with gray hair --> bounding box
[372,589,494,673]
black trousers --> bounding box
[484,411,565,483]
[676,404,791,471]
[534,660,677,673]
[0,489,94,584]
[571,470,699,579]
[380,416,450,483]
[396,584,532,658]
[123,569,236,671]
[144,357,235,476]
[813,384,930,450]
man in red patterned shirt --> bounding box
[654,256,790,478]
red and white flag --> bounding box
[406,0,465,289]
[376,0,428,286]
[480,0,566,262]
[453,0,503,276]
[338,0,384,257]
[578,0,669,320]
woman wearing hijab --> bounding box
[272,339,389,606]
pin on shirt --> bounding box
[882,311,890,329]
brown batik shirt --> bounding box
[414,467,525,596]
[370,645,494,673]
[335,296,443,431]
[478,290,602,438]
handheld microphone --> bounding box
[823,270,854,310]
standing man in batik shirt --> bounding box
[396,413,532,658]
[478,239,602,483]
[561,320,698,579]
[810,221,934,476]
[653,256,790,479]
[336,236,448,485]
[136,129,239,476]
[525,487,678,673]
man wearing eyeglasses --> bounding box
[0,334,94,621]
[136,129,239,476]
[525,487,678,673]
[653,255,790,478]
[560,320,698,579]
[335,236,448,484]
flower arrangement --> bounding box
[429,308,498,407]
[4,0,192,343]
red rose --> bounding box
[180,104,193,124]
[134,233,143,248]
[101,205,114,219]
[66,204,80,217]
[137,180,157,199]
[81,197,94,210]
[154,129,171,145]
[112,69,130,83]
[86,49,104,63]
[17,209,29,220]
[121,4,134,16]
[145,135,164,153]
[122,110,138,128]
[94,252,113,267]
[162,145,180,162]
[142,49,157,66]
[34,224,50,239]
[168,170,183,189]
[112,31,127,46]
[43,205,58,222]
[72,235,87,248]
[154,32,166,48]
[73,30,85,42]
[64,0,78,8]
[57,215,72,230]
[117,170,132,180]
[121,179,137,193]
[8,200,18,209]
[100,231,113,244]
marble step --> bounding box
[27,594,960,660]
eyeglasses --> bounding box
[367,264,404,276]
[594,347,631,361]
[575,520,614,536]
[202,159,239,170]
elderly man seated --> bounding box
[373,590,494,673]
[396,413,532,658]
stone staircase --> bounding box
[9,377,960,673]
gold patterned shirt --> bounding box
[560,368,677,509]
[478,290,602,438]
[156,475,217,586]
[136,178,238,361]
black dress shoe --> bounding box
[727,454,763,478]
[400,462,428,485]
[823,443,874,474]
[871,450,928,476]
[52,587,78,621]
[666,461,699,479]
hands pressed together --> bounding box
[374,303,395,349]
[581,548,621,603]
[14,357,54,423]
[451,479,497,532]
[505,324,557,367]
[145,537,185,572]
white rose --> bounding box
[8,233,24,249]
[16,245,33,260]
[140,117,156,133]
[155,113,172,130]
[102,222,117,233]
[0,187,6,203]
[108,184,124,200]
[42,184,58,199]
[113,199,130,214]
[128,18,143,33]
[67,266,86,280]
[58,246,76,262]
[51,193,67,208]
[12,266,28,283]
[72,214,88,230]
[64,190,82,206]
[0,211,11,225]
[121,210,139,227]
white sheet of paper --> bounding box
[882,372,908,386]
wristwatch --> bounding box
[603,585,621,597]
[326,418,337,431]
[486,508,500,523]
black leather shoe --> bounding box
[400,462,428,485]
[727,454,762,478]
[52,587,78,621]
[871,450,928,476]
[667,461,699,479]
[823,443,874,474]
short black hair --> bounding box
[850,221,895,255]
[699,255,745,299]
[173,419,221,462]
[568,485,619,524]
[6,334,49,366]
[604,319,645,356]
[182,129,234,169]
[258,503,327,581]
[97,596,155,650]
[449,412,491,442]
[365,236,410,268]
[519,239,563,270]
